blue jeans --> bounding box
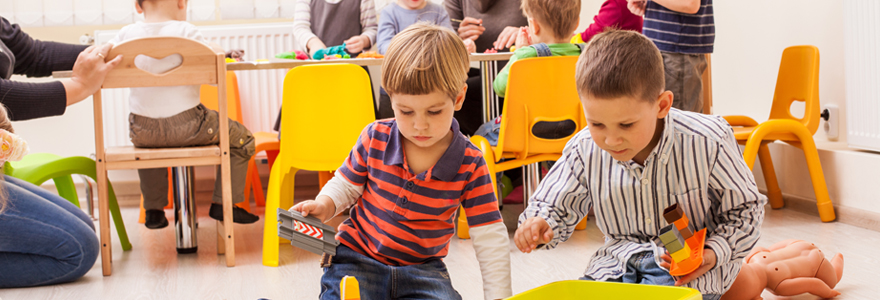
[0,176,99,288]
[580,251,720,300]
[320,245,461,300]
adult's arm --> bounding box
[292,0,321,53]
[0,16,85,120]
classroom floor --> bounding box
[1,190,877,300]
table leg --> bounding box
[173,166,198,254]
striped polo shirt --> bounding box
[643,0,714,54]
[336,119,503,266]
[520,108,767,294]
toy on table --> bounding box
[356,51,384,59]
[312,44,350,60]
[483,48,498,53]
[340,276,360,300]
[275,50,309,60]
[277,208,339,267]
[659,203,707,276]
[720,239,844,300]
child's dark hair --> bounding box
[575,30,665,102]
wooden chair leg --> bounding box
[96,162,112,276]
[757,143,784,209]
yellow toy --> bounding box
[340,276,360,300]
[660,203,707,276]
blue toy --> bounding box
[312,44,350,60]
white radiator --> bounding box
[844,0,880,151]
[95,23,292,147]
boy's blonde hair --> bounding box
[521,0,580,40]
[575,30,665,102]
[381,23,469,101]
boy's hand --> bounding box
[627,0,647,16]
[458,17,485,41]
[659,248,717,286]
[463,37,476,53]
[514,217,554,253]
[344,35,369,54]
[289,197,335,222]
[514,27,531,49]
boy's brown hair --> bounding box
[382,23,469,101]
[575,30,665,102]
[521,0,580,40]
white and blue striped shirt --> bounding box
[520,108,767,295]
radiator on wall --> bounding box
[844,0,880,151]
[95,23,292,148]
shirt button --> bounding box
[207,128,214,134]
[646,218,652,224]
[401,197,408,204]
[406,181,414,188]
[641,178,649,185]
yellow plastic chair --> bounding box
[723,45,835,222]
[459,56,588,239]
[262,64,375,267]
[507,280,700,299]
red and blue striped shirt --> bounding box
[336,118,502,266]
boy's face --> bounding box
[582,91,672,163]
[398,0,428,10]
[391,87,466,149]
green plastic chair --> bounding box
[4,153,132,251]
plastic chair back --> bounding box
[201,71,244,122]
[278,64,376,172]
[496,56,586,160]
[768,45,821,134]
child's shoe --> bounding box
[144,209,169,229]
[209,203,259,224]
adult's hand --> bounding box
[493,26,520,50]
[307,37,328,59]
[62,43,122,106]
[457,17,485,41]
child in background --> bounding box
[574,0,642,43]
[109,0,258,229]
[628,0,714,113]
[491,0,581,99]
[293,0,377,58]
[290,24,512,300]
[514,30,766,300]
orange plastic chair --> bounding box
[262,64,375,267]
[723,45,835,222]
[459,56,588,239]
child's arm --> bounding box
[492,46,535,99]
[581,0,629,43]
[375,7,396,55]
[518,135,592,249]
[293,0,323,54]
[462,157,512,299]
[702,118,768,281]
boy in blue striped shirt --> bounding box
[628,0,714,113]
[514,30,766,300]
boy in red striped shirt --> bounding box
[290,23,512,300]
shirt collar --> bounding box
[383,118,466,182]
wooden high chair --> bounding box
[459,56,588,239]
[93,36,236,275]
[723,45,836,222]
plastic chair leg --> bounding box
[575,216,588,230]
[52,176,81,207]
[757,143,784,209]
[797,138,836,222]
[263,166,297,267]
[319,171,334,189]
[456,206,470,239]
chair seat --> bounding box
[105,145,221,162]
[254,131,280,153]
[732,126,799,142]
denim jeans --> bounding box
[580,251,721,300]
[0,176,99,288]
[320,245,461,300]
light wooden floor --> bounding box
[1,193,877,300]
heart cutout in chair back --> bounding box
[133,53,183,75]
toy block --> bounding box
[659,224,683,244]
[663,203,685,224]
[669,244,691,262]
[278,209,340,256]
[341,276,360,300]
[679,224,694,241]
